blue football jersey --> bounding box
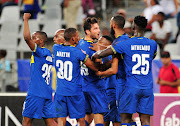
[111,37,157,89]
[112,34,130,85]
[53,44,88,96]
[112,34,129,46]
[76,38,106,91]
[28,44,53,99]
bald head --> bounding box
[53,29,65,44]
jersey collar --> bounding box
[62,44,75,47]
[82,38,94,43]
[116,33,126,38]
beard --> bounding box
[110,27,115,39]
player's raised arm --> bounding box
[23,13,35,51]
[91,46,114,61]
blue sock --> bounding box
[95,123,104,126]
[121,123,130,126]
[85,120,89,126]
[130,122,137,126]
[66,121,71,126]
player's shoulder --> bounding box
[77,38,88,47]
[53,44,63,49]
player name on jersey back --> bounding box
[56,51,70,57]
[131,45,150,51]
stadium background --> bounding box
[0,0,180,125]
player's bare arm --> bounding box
[96,56,118,77]
[84,58,99,72]
[23,13,35,51]
[91,47,114,61]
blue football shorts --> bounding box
[119,86,154,115]
[22,94,56,119]
[84,89,109,114]
[54,93,85,119]
[104,89,120,122]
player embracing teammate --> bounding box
[22,12,157,126]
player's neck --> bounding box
[84,36,94,42]
[64,41,74,46]
[134,31,144,37]
[115,29,124,38]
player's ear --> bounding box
[71,36,75,42]
[113,24,116,29]
[86,30,90,35]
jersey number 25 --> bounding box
[132,54,150,75]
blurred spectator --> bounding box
[0,0,17,14]
[102,27,110,36]
[124,21,131,36]
[159,0,178,19]
[82,0,95,19]
[63,0,81,29]
[117,9,133,23]
[150,12,171,53]
[0,49,11,72]
[143,0,163,26]
[157,51,180,93]
[176,11,180,54]
[23,0,41,19]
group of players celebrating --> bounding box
[21,13,157,126]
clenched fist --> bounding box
[23,13,31,20]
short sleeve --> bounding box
[165,21,172,33]
[111,42,125,54]
[33,43,49,57]
[76,49,89,63]
[152,22,158,33]
[173,65,180,79]
[153,41,157,56]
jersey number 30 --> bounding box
[56,60,73,81]
[132,54,150,75]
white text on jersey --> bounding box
[56,51,70,57]
[131,45,150,51]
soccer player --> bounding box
[53,29,65,45]
[92,16,157,126]
[96,36,121,126]
[90,16,134,126]
[76,17,108,126]
[22,13,56,126]
[53,28,98,126]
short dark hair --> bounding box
[0,49,7,58]
[134,15,148,29]
[64,28,77,41]
[158,12,165,17]
[36,31,48,42]
[83,17,99,34]
[161,51,170,58]
[112,15,125,29]
[102,35,114,44]
[154,0,159,4]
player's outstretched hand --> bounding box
[89,43,100,52]
[23,13,31,20]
